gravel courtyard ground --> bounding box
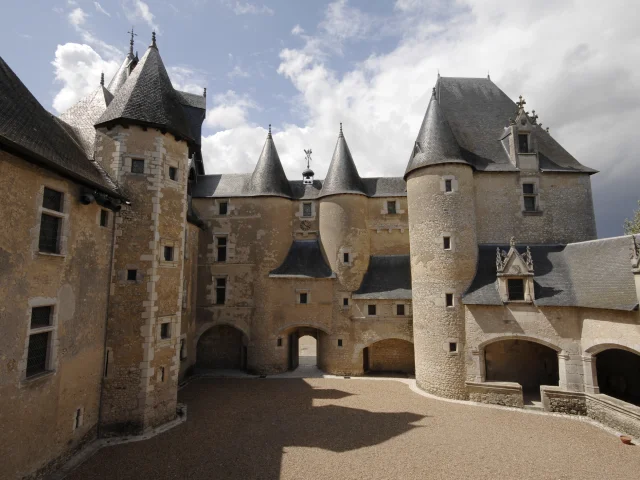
[67,377,640,480]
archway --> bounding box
[278,326,326,372]
[484,339,559,402]
[299,335,317,367]
[595,348,640,406]
[196,324,248,371]
[363,339,415,375]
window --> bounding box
[507,279,525,301]
[131,159,144,174]
[100,210,109,227]
[387,201,397,214]
[26,306,54,378]
[39,187,64,254]
[216,237,227,262]
[445,293,454,307]
[523,183,537,212]
[518,134,529,153]
[343,252,350,264]
[342,297,349,307]
[368,304,376,316]
[396,304,405,316]
[445,179,453,192]
[299,292,308,304]
[277,338,283,347]
[443,236,451,250]
[164,246,174,262]
[218,201,228,215]
[338,339,343,347]
[160,322,170,339]
[215,277,226,305]
[127,269,137,281]
[449,342,458,353]
[169,166,178,181]
[302,202,312,217]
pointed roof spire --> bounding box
[203,87,207,98]
[96,42,193,142]
[405,91,470,179]
[319,124,366,197]
[246,126,292,197]
[151,31,157,49]
[127,27,137,58]
[100,72,104,86]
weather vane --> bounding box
[304,149,312,169]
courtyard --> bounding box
[64,377,640,480]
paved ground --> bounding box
[67,378,640,480]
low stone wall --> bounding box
[540,386,587,415]
[586,394,640,439]
[466,381,523,408]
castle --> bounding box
[1,33,639,479]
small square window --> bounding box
[299,292,308,304]
[302,202,312,217]
[342,297,349,307]
[368,304,376,316]
[131,159,145,174]
[338,339,343,347]
[522,183,535,195]
[43,187,63,212]
[396,304,405,316]
[343,252,350,264]
[507,279,525,301]
[518,134,529,153]
[100,210,109,227]
[277,338,283,347]
[219,201,228,215]
[127,269,137,281]
[160,322,170,339]
[444,179,453,192]
[387,201,397,214]
[169,166,178,181]
[164,246,174,261]
[445,293,454,307]
[449,342,457,353]
[524,196,536,212]
[31,306,52,329]
[443,236,451,250]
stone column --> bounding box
[582,355,599,394]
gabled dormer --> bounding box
[501,96,541,171]
[495,237,535,303]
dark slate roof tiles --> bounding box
[269,240,335,278]
[353,255,412,299]
[246,132,293,197]
[318,129,367,197]
[177,90,206,109]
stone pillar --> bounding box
[582,355,600,394]
[557,352,569,390]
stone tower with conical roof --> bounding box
[405,87,478,400]
[94,33,193,434]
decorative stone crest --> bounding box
[496,238,534,275]
[631,235,640,272]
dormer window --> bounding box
[507,279,525,301]
[518,134,529,153]
[496,239,535,303]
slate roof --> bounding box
[0,56,120,196]
[405,93,469,177]
[246,131,293,197]
[269,240,335,278]
[433,77,595,173]
[318,128,367,198]
[353,255,412,299]
[107,53,136,95]
[96,42,193,142]
[463,236,639,311]
[177,91,206,109]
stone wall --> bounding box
[466,381,524,408]
[179,222,200,381]
[0,150,112,479]
[540,387,587,415]
[586,394,640,439]
[367,339,415,373]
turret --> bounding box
[405,86,477,400]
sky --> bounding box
[1,0,638,238]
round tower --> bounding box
[405,88,477,399]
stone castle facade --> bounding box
[1,34,639,479]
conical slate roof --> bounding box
[246,128,292,197]
[0,56,119,195]
[318,125,366,197]
[404,92,470,178]
[107,53,135,95]
[96,38,193,142]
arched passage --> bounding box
[196,324,248,371]
[363,339,415,375]
[299,335,317,366]
[277,326,326,372]
[484,339,559,400]
[595,348,640,406]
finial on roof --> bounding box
[531,110,538,124]
[304,148,312,169]
[127,27,137,57]
[267,124,272,138]
[487,70,490,80]
[339,122,343,138]
[437,69,440,78]
[546,127,549,133]
[517,95,526,109]
[151,31,157,48]
[432,87,436,97]
[510,236,516,247]
[100,72,104,86]
[203,87,207,98]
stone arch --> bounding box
[276,323,330,336]
[584,341,640,357]
[362,337,415,375]
[195,320,250,347]
[196,323,249,371]
[478,334,563,354]
[362,333,414,348]
[584,342,640,406]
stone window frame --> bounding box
[21,297,59,384]
[215,199,231,216]
[215,235,228,263]
[98,208,110,228]
[296,288,311,305]
[444,292,455,309]
[440,175,458,194]
[121,266,142,284]
[381,199,405,215]
[126,156,148,175]
[159,239,180,268]
[395,302,408,317]
[166,161,180,184]
[296,201,316,219]
[156,315,177,346]
[35,183,70,258]
[519,177,543,215]
[441,232,454,252]
[213,275,228,305]
[445,338,460,356]
[497,275,535,303]
[367,304,377,317]
[339,247,353,266]
[341,294,350,310]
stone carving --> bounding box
[496,247,508,272]
[631,235,640,270]
[525,246,534,271]
[300,220,311,231]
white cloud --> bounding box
[168,66,206,95]
[291,24,304,36]
[124,0,160,33]
[94,2,111,16]
[51,43,119,113]
[228,65,250,79]
[68,7,87,26]
[201,0,640,236]
[223,1,274,16]
[205,91,257,130]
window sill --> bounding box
[22,370,55,385]
[505,300,533,304]
[37,251,65,258]
[522,210,543,216]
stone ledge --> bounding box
[466,381,524,408]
